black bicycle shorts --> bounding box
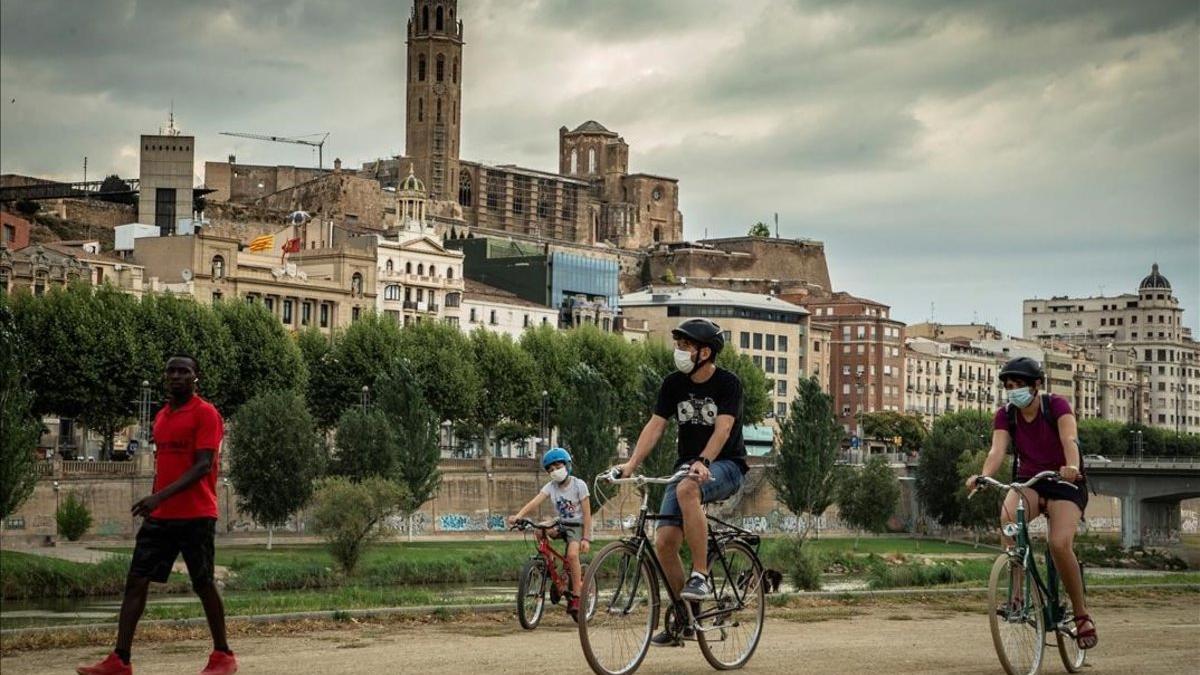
[129,517,217,589]
[1030,478,1089,515]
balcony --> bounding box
[403,300,418,310]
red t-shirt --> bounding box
[151,395,223,519]
[993,394,1075,479]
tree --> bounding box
[956,449,1012,543]
[520,324,574,429]
[559,363,620,510]
[373,360,442,541]
[56,492,93,541]
[0,301,42,521]
[227,391,324,549]
[469,328,540,452]
[311,476,405,575]
[332,407,399,482]
[916,410,992,527]
[565,324,638,402]
[838,455,900,545]
[396,319,481,422]
[859,411,927,455]
[295,326,331,418]
[748,222,770,237]
[137,292,236,409]
[307,313,403,429]
[212,300,306,419]
[99,174,127,194]
[621,342,681,505]
[716,348,770,424]
[1076,418,1126,458]
[770,377,842,539]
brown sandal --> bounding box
[1073,613,1098,649]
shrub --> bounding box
[56,493,93,541]
[779,537,822,591]
[311,477,405,575]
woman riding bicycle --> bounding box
[966,356,1097,650]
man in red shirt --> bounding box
[78,355,237,675]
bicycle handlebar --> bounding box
[509,518,559,532]
[596,467,692,487]
[973,470,1078,492]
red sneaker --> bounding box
[76,652,132,675]
[200,651,238,675]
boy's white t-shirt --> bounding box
[541,476,590,524]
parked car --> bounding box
[1085,454,1112,463]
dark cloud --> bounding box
[1,0,1196,334]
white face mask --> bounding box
[549,467,569,483]
[674,348,697,374]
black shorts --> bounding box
[1030,478,1089,515]
[130,517,217,589]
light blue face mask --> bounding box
[1007,387,1035,408]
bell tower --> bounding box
[406,1,463,201]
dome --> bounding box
[1139,263,1171,291]
[400,164,425,193]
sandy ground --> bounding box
[2,596,1197,674]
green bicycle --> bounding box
[974,472,1087,675]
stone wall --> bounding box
[646,238,832,298]
[52,199,136,230]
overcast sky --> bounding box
[2,0,1197,334]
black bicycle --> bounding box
[578,467,766,675]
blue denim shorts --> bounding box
[658,459,744,528]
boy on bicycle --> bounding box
[616,318,748,647]
[966,356,1097,649]
[508,447,592,619]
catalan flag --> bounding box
[248,234,273,252]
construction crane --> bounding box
[219,131,330,169]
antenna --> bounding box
[83,156,87,184]
[774,212,779,238]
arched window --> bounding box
[421,5,429,31]
[405,261,412,274]
[588,148,596,173]
[458,171,472,207]
[385,259,394,272]
[418,263,425,276]
[453,58,458,83]
[418,54,426,81]
[430,266,438,278]
[436,5,444,31]
[653,227,662,243]
[436,98,442,123]
[418,97,424,122]
[211,255,225,280]
[385,285,401,300]
[570,150,577,174]
[447,266,455,279]
[351,272,363,296]
[436,54,444,82]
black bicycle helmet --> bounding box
[998,356,1044,384]
[671,318,725,356]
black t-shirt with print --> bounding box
[653,367,748,474]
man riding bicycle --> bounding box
[616,318,748,647]
[966,356,1097,650]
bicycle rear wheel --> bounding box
[578,541,659,675]
[1055,562,1086,673]
[988,553,1045,675]
[698,540,765,670]
[517,557,547,630]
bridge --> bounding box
[1086,456,1200,548]
[0,178,139,202]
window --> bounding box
[777,380,787,396]
[842,384,850,395]
[523,314,531,328]
[352,307,361,322]
[154,187,176,236]
[765,357,775,373]
[406,261,413,274]
[1031,320,1038,328]
[766,334,776,351]
[538,178,553,218]
[436,98,442,123]
[264,297,276,313]
[453,58,458,83]
[212,290,222,302]
[385,285,401,300]
[470,308,478,323]
[779,335,788,352]
[436,54,444,82]
[588,148,596,173]
[301,301,312,326]
[282,299,294,324]
[489,309,498,325]
[320,303,330,328]
[418,54,426,81]
[385,259,394,273]
[753,333,763,350]
[418,263,425,276]
[813,341,820,352]
[513,176,528,214]
[211,255,225,279]
[842,345,850,354]
[753,355,762,368]
[436,5,443,30]
[778,358,788,374]
[351,272,363,296]
[857,345,864,354]
[777,402,787,418]
[842,365,851,376]
[740,332,750,349]
[458,171,472,207]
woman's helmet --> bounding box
[670,318,725,357]
[541,447,572,473]
[998,356,1044,385]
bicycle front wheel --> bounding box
[578,541,659,675]
[1055,562,1086,673]
[988,553,1045,675]
[517,557,547,630]
[698,540,765,670]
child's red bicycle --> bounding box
[511,518,597,629]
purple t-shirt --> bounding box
[993,394,1075,479]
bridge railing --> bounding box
[1088,455,1200,470]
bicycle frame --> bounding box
[1003,483,1069,631]
[606,473,761,632]
[532,529,572,597]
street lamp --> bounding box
[52,480,61,540]
[1128,429,1143,460]
[539,389,549,458]
[361,385,370,412]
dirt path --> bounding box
[3,596,1196,674]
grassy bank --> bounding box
[0,551,190,600]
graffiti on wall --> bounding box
[436,513,508,532]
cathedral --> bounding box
[371,0,685,251]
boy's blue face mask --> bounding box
[1007,387,1035,408]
